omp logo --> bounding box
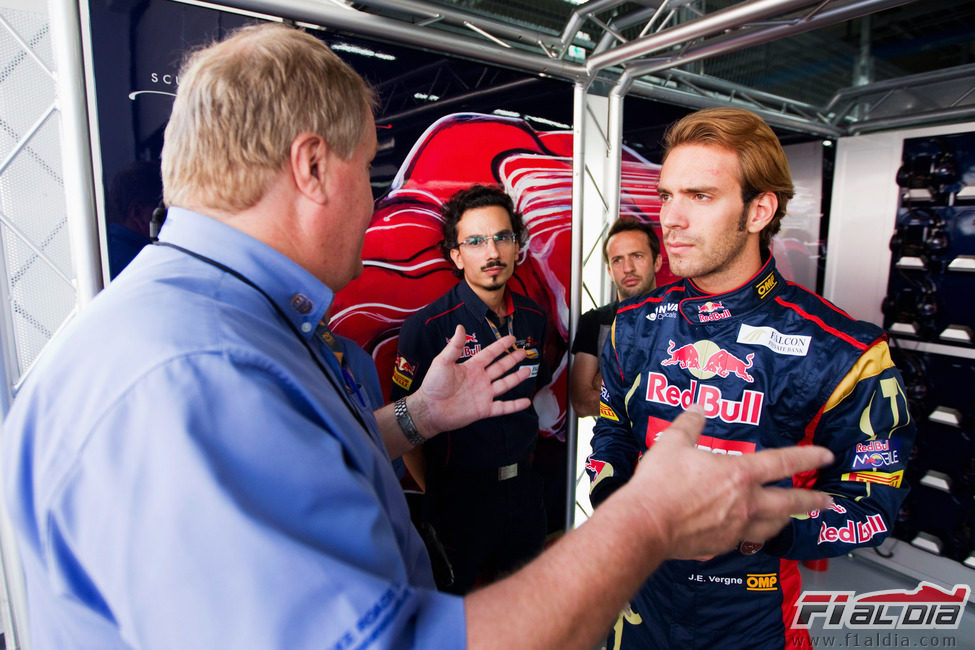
[807,502,848,519]
[747,574,778,591]
[737,324,811,356]
[792,582,970,630]
[660,339,755,382]
[756,272,778,299]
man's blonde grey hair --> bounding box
[161,23,376,211]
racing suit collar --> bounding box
[678,255,784,324]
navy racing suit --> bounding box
[587,256,915,649]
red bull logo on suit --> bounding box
[645,373,764,425]
[652,339,764,425]
[661,339,755,382]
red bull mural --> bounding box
[330,113,675,440]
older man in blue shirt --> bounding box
[2,22,836,650]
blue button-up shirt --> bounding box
[2,207,465,649]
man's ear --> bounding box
[654,253,664,273]
[746,191,778,234]
[290,132,329,204]
[449,246,464,271]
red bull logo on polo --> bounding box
[448,333,482,358]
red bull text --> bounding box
[645,372,764,425]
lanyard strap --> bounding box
[485,311,519,355]
[314,320,368,409]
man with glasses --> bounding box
[392,184,551,595]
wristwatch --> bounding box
[394,397,425,447]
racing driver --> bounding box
[586,107,915,649]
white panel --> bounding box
[824,133,901,324]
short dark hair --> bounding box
[602,217,661,264]
[440,185,526,271]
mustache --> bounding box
[481,260,507,271]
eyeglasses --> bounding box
[456,230,518,249]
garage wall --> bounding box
[824,121,975,325]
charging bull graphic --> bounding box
[329,113,674,439]
[661,339,755,383]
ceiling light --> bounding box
[330,42,396,61]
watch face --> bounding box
[738,541,764,555]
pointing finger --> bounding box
[743,444,834,486]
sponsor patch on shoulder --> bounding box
[851,439,901,470]
[392,354,416,390]
[598,382,619,420]
[737,323,811,356]
[646,303,679,322]
[599,402,619,421]
[585,457,615,489]
[842,470,903,487]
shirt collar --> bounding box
[458,279,513,321]
[157,207,334,340]
[678,256,784,324]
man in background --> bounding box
[570,218,661,417]
[392,184,550,594]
